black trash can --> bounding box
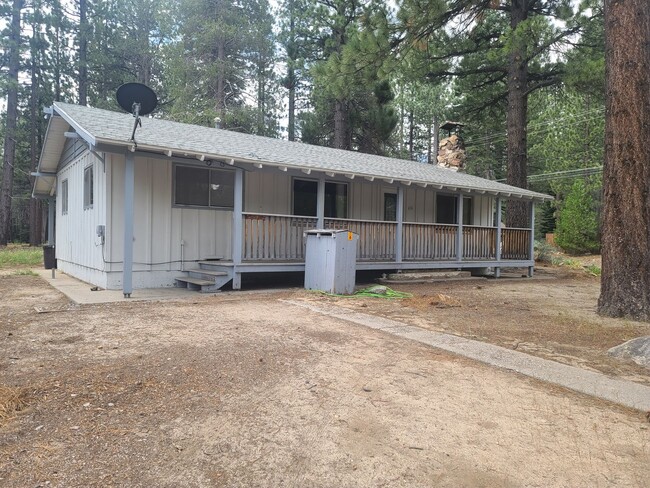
[43,245,57,270]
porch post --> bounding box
[456,194,464,263]
[495,197,502,278]
[396,186,404,263]
[232,167,244,289]
[528,200,535,277]
[316,175,325,228]
[123,152,134,298]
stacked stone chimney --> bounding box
[437,133,466,172]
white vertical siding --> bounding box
[472,195,494,226]
[245,171,291,214]
[243,170,495,225]
[404,187,436,222]
[55,149,107,287]
[107,156,233,286]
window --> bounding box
[384,193,397,221]
[435,194,473,224]
[292,179,348,218]
[324,182,347,218]
[83,165,93,209]
[293,179,318,216]
[61,179,69,215]
[174,165,235,208]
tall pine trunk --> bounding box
[333,99,349,149]
[286,0,296,141]
[0,0,22,245]
[505,0,529,228]
[78,0,88,105]
[408,110,414,160]
[216,37,226,127]
[598,0,650,320]
[287,72,296,140]
[29,1,43,246]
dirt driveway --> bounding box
[1,273,649,487]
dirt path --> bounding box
[1,274,649,487]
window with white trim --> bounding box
[173,164,235,208]
[61,179,69,215]
[83,165,93,209]
[292,178,348,218]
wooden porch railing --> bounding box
[402,223,457,260]
[324,217,397,260]
[463,225,497,260]
[501,228,531,260]
[243,213,317,261]
[242,213,532,263]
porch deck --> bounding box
[188,212,534,290]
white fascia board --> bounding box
[52,102,97,146]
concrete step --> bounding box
[385,271,472,281]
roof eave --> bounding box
[93,138,553,203]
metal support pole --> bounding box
[316,176,325,229]
[528,201,535,277]
[123,152,134,298]
[456,194,464,263]
[396,186,404,264]
[232,167,244,290]
[48,198,56,279]
[495,197,502,278]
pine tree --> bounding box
[598,0,650,320]
[0,0,23,245]
[396,0,594,227]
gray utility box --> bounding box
[304,229,359,295]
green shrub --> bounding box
[534,240,556,263]
[555,180,600,254]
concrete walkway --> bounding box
[35,269,201,304]
[284,300,650,412]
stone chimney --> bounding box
[437,121,466,172]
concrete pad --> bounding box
[35,268,203,304]
[283,299,650,412]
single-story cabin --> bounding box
[33,102,552,297]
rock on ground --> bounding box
[608,336,650,368]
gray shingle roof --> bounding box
[50,102,552,201]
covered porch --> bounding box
[219,167,536,289]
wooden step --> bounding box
[187,268,228,277]
[175,277,214,286]
[198,260,232,266]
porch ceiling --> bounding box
[48,102,553,202]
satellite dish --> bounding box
[116,83,158,115]
[115,82,158,147]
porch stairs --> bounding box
[174,261,233,292]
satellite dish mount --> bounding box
[116,83,158,148]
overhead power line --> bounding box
[496,166,603,183]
